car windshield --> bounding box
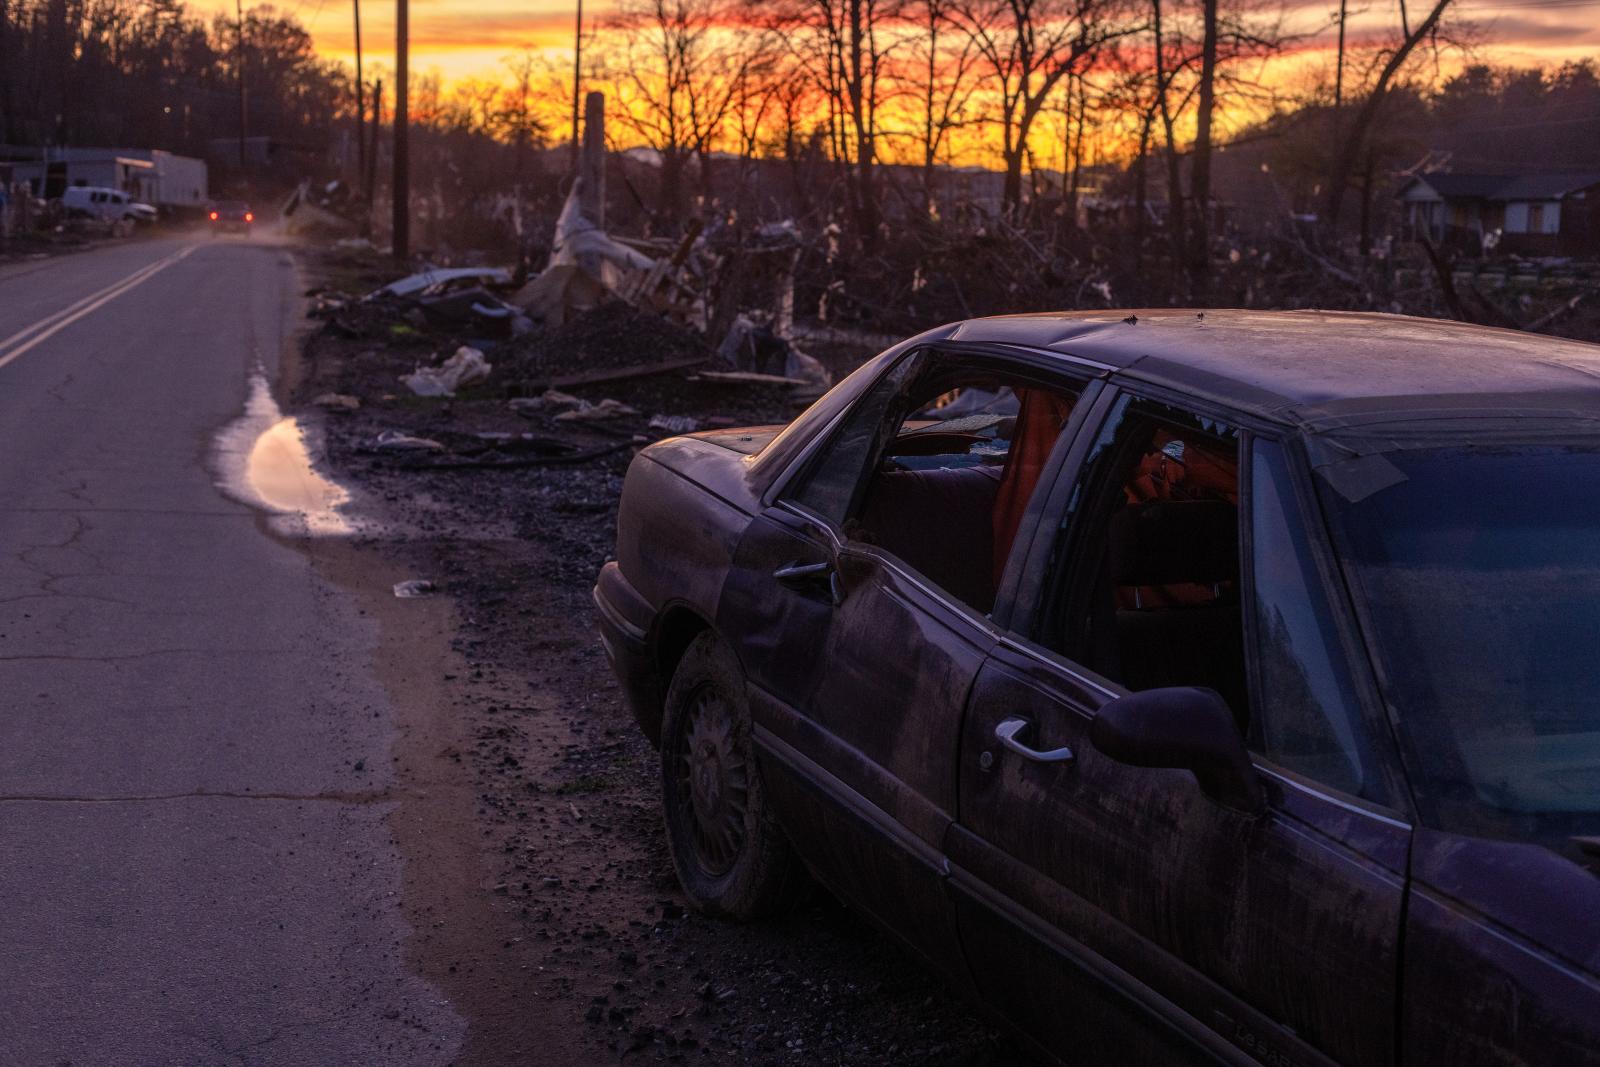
[1323,444,1600,845]
[216,202,248,212]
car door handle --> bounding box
[995,717,1075,763]
[773,560,843,606]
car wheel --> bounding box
[660,632,803,919]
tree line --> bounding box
[8,0,1598,281]
[0,0,343,156]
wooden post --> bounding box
[579,90,605,230]
[571,0,584,172]
[366,78,383,205]
[354,0,365,186]
[236,0,247,171]
[393,0,409,257]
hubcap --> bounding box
[672,685,749,876]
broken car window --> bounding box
[1041,399,1249,720]
[788,352,925,527]
[788,352,1081,615]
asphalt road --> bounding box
[0,236,466,1065]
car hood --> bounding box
[688,425,784,456]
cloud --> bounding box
[1464,12,1600,45]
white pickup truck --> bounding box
[61,186,158,225]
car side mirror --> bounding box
[1089,687,1264,814]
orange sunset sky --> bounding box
[192,0,1599,89]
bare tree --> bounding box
[950,0,1135,218]
[605,0,764,227]
[1139,0,1284,296]
[1325,0,1453,227]
[899,0,980,215]
[766,0,899,247]
[1187,0,1217,294]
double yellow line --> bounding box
[0,244,198,372]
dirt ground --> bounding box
[285,246,1029,1066]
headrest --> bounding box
[1108,500,1239,587]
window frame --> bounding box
[768,341,1107,626]
[1019,381,1260,658]
[1008,378,1414,818]
[1242,433,1413,811]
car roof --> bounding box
[947,309,1600,442]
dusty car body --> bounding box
[594,309,1600,1066]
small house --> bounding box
[1398,171,1600,256]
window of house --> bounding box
[1039,395,1249,720]
[787,351,1084,614]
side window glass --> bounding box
[1249,439,1376,798]
[787,352,924,526]
[1042,397,1249,720]
[787,351,1082,614]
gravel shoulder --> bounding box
[284,245,1031,1066]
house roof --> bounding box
[1495,172,1600,200]
[1407,173,1511,199]
[948,309,1600,443]
[1403,171,1600,202]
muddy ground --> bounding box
[286,246,1029,1066]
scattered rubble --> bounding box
[370,430,446,453]
[401,346,493,397]
[375,266,515,300]
[313,392,361,412]
[647,414,701,434]
[281,178,364,238]
[392,579,437,598]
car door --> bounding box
[718,344,1099,984]
[949,391,1414,1066]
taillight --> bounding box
[210,211,218,220]
[245,213,254,222]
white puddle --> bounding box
[215,372,354,535]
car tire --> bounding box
[660,631,804,920]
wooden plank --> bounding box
[528,354,710,391]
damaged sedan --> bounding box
[593,309,1600,1066]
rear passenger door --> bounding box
[950,390,1413,1066]
[719,346,1097,985]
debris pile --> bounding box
[297,91,857,490]
[401,345,493,397]
[281,179,369,238]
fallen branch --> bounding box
[1418,234,1471,323]
[526,354,710,392]
[1526,289,1600,334]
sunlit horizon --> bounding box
[192,0,1600,90]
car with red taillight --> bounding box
[209,201,253,236]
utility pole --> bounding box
[570,0,583,171]
[1335,0,1347,108]
[393,0,409,258]
[236,0,247,172]
[366,78,383,204]
[354,0,365,185]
